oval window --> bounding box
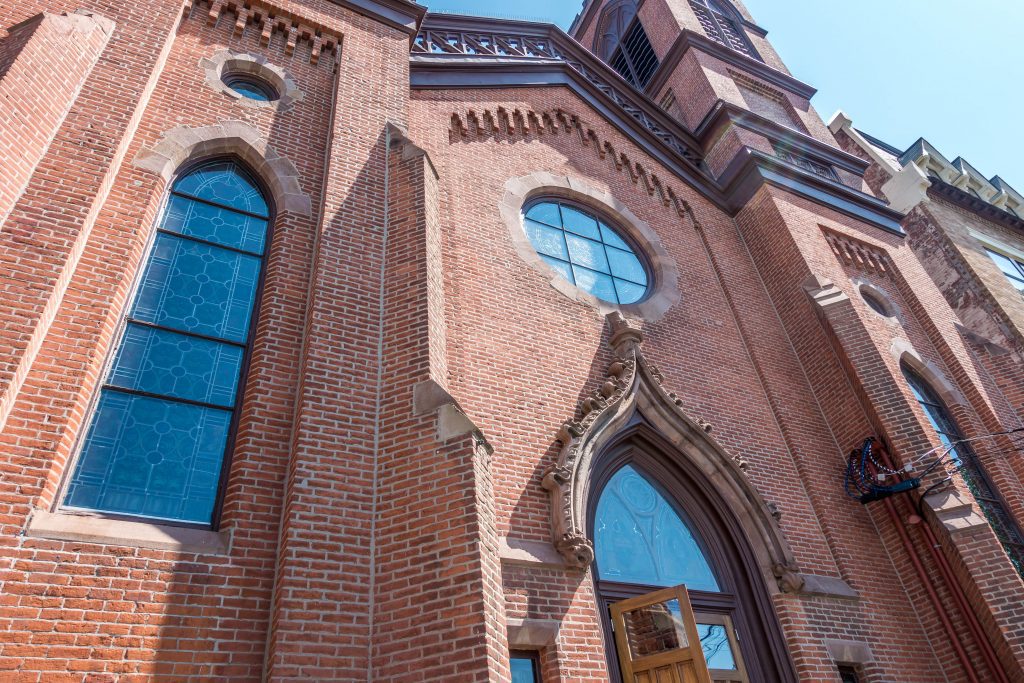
[222,73,278,102]
[859,286,892,317]
[523,200,650,304]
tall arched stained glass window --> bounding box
[595,464,719,591]
[63,160,271,525]
[902,364,1024,574]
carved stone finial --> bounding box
[766,501,782,522]
[695,417,713,433]
[555,533,595,568]
[772,563,805,594]
[606,311,643,356]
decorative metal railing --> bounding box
[412,21,705,167]
[773,146,840,183]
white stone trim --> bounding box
[966,227,1024,264]
[506,618,559,649]
[825,638,873,666]
[199,50,303,111]
[499,537,568,568]
[133,121,312,216]
[26,510,230,554]
[499,172,679,321]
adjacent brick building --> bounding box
[0,0,1021,680]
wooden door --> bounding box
[610,585,713,683]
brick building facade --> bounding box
[0,0,1022,680]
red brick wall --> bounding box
[0,11,112,229]
[406,85,965,681]
[0,0,349,679]
[1,0,1023,680]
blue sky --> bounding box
[423,0,1023,188]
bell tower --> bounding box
[569,0,901,231]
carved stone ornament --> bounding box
[542,312,802,595]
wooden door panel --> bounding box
[610,585,713,683]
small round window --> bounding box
[222,73,278,101]
[523,200,650,304]
[860,286,892,317]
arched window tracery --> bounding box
[63,159,272,526]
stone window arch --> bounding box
[542,314,798,681]
[586,423,793,682]
[500,173,679,321]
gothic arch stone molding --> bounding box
[891,339,966,407]
[541,312,802,594]
[499,172,680,320]
[133,121,312,216]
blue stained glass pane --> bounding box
[573,266,618,303]
[522,201,649,304]
[163,195,268,254]
[566,234,610,273]
[510,657,538,683]
[227,78,274,101]
[173,162,269,217]
[64,391,231,524]
[540,255,574,283]
[595,465,720,591]
[561,205,602,239]
[525,202,562,227]
[697,624,737,670]
[525,219,569,259]
[131,233,261,344]
[600,222,631,250]
[109,324,243,408]
[615,279,647,304]
[607,247,647,284]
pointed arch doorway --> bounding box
[541,315,798,682]
[587,421,791,683]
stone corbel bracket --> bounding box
[541,312,803,594]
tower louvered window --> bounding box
[594,0,660,89]
[611,20,659,88]
[689,0,758,59]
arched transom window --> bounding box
[594,464,752,681]
[596,465,720,592]
[63,160,271,526]
[902,363,1024,574]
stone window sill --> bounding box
[25,510,230,554]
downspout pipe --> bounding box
[879,493,981,683]
[876,448,1011,683]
